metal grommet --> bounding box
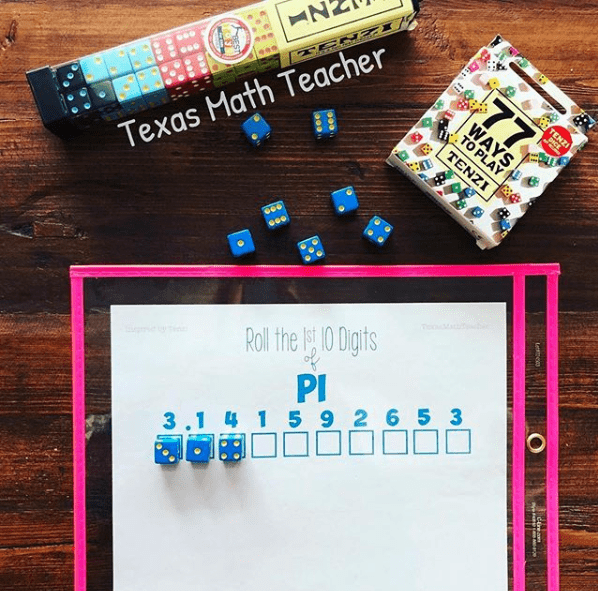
[527,433,546,454]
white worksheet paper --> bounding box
[111,302,507,591]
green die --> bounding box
[451,182,462,193]
[547,157,557,167]
[549,112,559,123]
[434,99,445,109]
[455,199,467,210]
[505,86,516,98]
[445,170,455,180]
[518,57,529,68]
[464,89,475,100]
[398,150,409,162]
[422,117,434,128]
[529,176,540,187]
[538,152,549,163]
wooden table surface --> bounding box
[1,0,597,589]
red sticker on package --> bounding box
[541,126,572,157]
[205,15,253,65]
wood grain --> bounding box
[1,0,598,588]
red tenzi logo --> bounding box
[205,15,254,65]
[541,125,572,157]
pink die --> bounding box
[468,60,480,73]
[410,132,423,143]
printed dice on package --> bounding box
[155,435,182,465]
[497,208,511,219]
[573,112,593,132]
[471,207,484,218]
[457,98,469,110]
[434,99,445,109]
[242,112,272,147]
[227,229,255,258]
[510,193,522,204]
[451,182,461,194]
[363,216,393,246]
[464,90,475,100]
[455,199,467,210]
[529,176,541,187]
[421,159,433,170]
[219,433,245,462]
[408,161,421,173]
[398,150,409,162]
[422,117,434,128]
[262,200,290,229]
[499,219,511,231]
[502,185,514,198]
[312,109,338,139]
[186,434,213,463]
[434,172,446,186]
[298,236,325,264]
[420,143,433,155]
[330,186,359,215]
[511,169,522,181]
[410,131,423,143]
[538,116,550,130]
[448,133,459,144]
[558,156,570,166]
[537,73,549,85]
[463,187,476,198]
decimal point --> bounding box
[186,425,191,431]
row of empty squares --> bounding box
[250,429,472,457]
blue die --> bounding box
[297,235,325,264]
[330,186,359,215]
[499,219,512,231]
[312,109,337,139]
[219,433,245,462]
[511,169,523,181]
[463,187,476,198]
[471,206,484,218]
[558,156,570,166]
[80,53,110,84]
[186,434,213,463]
[242,112,271,146]
[155,435,182,464]
[363,216,393,246]
[262,200,290,230]
[227,229,255,258]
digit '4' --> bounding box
[225,411,238,428]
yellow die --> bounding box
[538,116,550,130]
[408,161,421,173]
[529,153,540,163]
[538,73,549,85]
[488,78,501,89]
[448,133,459,144]
[469,99,481,111]
[478,103,488,114]
[502,185,513,198]
[420,143,433,156]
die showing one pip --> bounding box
[297,236,325,264]
[186,434,213,463]
[227,229,255,258]
[312,109,337,139]
[87,81,118,110]
[219,433,245,462]
[242,112,271,147]
[155,435,183,464]
[422,117,434,128]
[363,216,393,246]
[262,200,290,229]
[330,186,359,215]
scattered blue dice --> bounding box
[219,433,245,462]
[312,109,337,139]
[262,200,290,230]
[186,434,213,463]
[297,235,325,264]
[463,187,476,198]
[471,206,484,218]
[227,229,255,258]
[330,186,359,215]
[418,173,429,181]
[242,112,271,146]
[155,435,183,464]
[421,159,433,170]
[558,156,570,166]
[499,219,512,231]
[363,215,393,246]
[511,169,522,181]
